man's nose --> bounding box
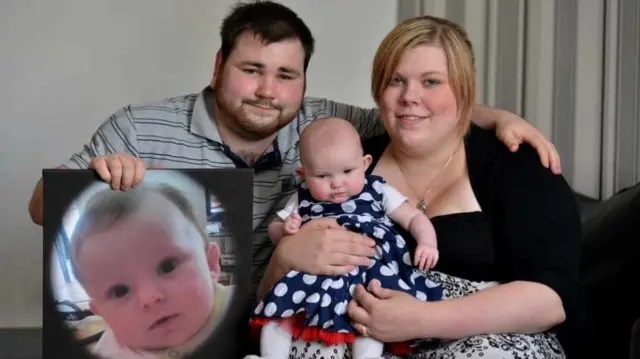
[256,76,275,99]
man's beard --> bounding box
[214,94,298,141]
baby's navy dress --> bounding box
[250,175,443,345]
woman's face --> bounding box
[379,45,459,153]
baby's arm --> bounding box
[268,193,300,245]
[388,203,438,250]
[383,184,439,270]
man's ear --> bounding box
[295,167,305,179]
[206,242,222,282]
[212,50,222,87]
[363,154,373,169]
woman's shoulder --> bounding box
[465,124,548,176]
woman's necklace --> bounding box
[394,142,461,214]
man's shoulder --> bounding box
[299,96,331,118]
[125,91,201,119]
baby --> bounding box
[247,117,443,359]
[69,185,232,359]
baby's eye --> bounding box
[107,284,129,299]
[158,258,179,274]
[343,169,353,174]
[317,174,328,179]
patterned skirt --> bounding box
[287,271,566,359]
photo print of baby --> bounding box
[42,168,253,359]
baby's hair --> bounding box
[299,116,363,166]
[68,185,208,283]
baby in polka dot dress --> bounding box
[246,117,443,359]
[68,185,233,359]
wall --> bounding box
[399,0,640,199]
[0,0,397,327]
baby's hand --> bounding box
[414,244,439,271]
[284,214,302,235]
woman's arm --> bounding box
[350,142,580,342]
[349,279,563,342]
[428,143,581,337]
[414,281,565,339]
[422,142,581,338]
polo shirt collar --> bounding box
[190,86,224,144]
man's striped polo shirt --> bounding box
[63,86,385,291]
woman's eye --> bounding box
[107,284,129,299]
[390,77,403,85]
[424,79,440,87]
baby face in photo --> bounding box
[73,190,220,350]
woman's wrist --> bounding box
[411,300,447,339]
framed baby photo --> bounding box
[42,168,253,359]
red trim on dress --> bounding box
[249,314,414,355]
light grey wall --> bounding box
[399,0,640,199]
[0,0,397,328]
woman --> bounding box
[258,15,580,359]
[345,15,581,359]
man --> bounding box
[31,0,559,301]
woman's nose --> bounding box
[400,82,420,105]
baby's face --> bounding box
[302,142,371,203]
[76,211,217,350]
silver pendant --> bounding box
[417,199,427,213]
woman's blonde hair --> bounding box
[372,15,476,135]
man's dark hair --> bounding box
[219,0,315,71]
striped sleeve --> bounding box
[64,106,139,169]
[305,97,387,139]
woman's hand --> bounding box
[274,218,377,276]
[348,279,425,342]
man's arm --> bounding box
[315,98,514,137]
[315,98,561,173]
[27,107,139,226]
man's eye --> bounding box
[107,285,129,299]
[158,258,179,274]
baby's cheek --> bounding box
[172,269,214,303]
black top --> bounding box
[362,124,582,356]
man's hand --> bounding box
[274,218,377,276]
[414,244,439,271]
[283,214,302,235]
[494,113,562,174]
[89,153,146,190]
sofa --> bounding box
[13,183,637,359]
[575,182,640,359]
